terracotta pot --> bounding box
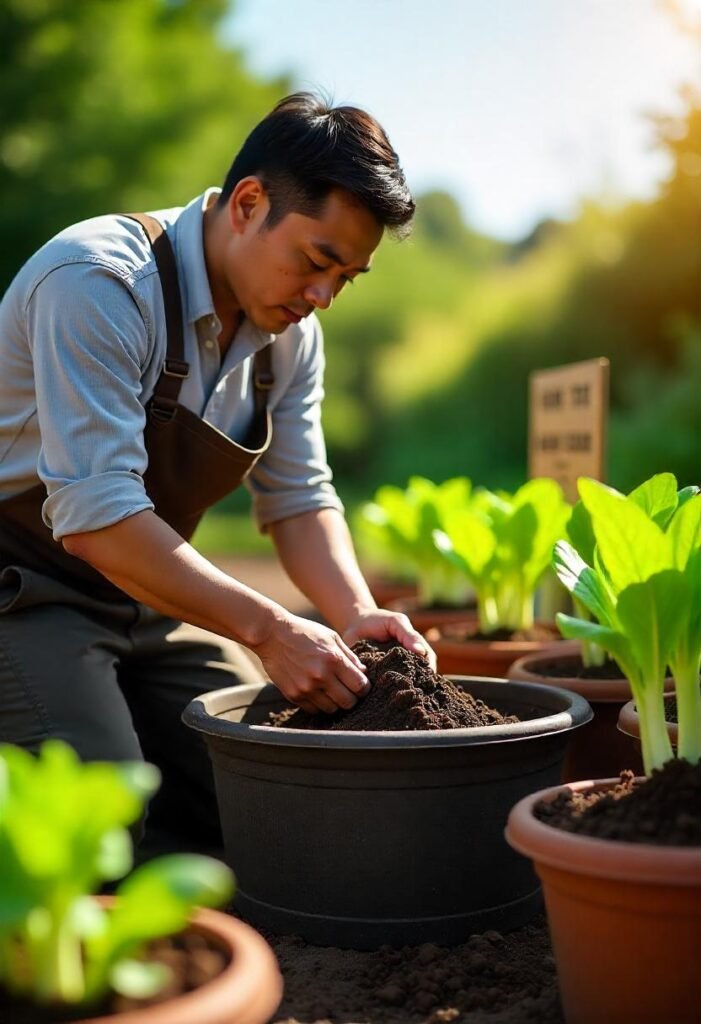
[427,621,563,677]
[77,904,283,1024]
[618,695,678,749]
[508,644,676,782]
[384,596,476,633]
[506,778,701,1024]
[364,574,417,608]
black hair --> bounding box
[218,92,415,237]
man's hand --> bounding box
[342,610,437,672]
[252,612,370,714]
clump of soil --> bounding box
[429,623,557,644]
[0,931,229,1023]
[270,915,562,1024]
[270,641,519,732]
[535,758,701,846]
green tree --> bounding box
[0,0,286,289]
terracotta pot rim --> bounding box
[506,777,701,885]
[508,649,676,703]
[80,905,282,1024]
[618,697,679,744]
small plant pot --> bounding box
[617,695,678,750]
[506,778,701,1024]
[427,621,563,677]
[384,595,476,632]
[77,905,282,1024]
[364,574,417,608]
[183,678,591,949]
[507,644,676,782]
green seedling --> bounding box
[357,476,474,606]
[563,474,699,668]
[434,478,571,633]
[554,474,701,773]
[0,740,233,1009]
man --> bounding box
[0,92,433,855]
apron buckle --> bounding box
[254,371,274,391]
[163,358,189,379]
[148,396,178,424]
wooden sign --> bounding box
[529,358,609,502]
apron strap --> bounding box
[126,213,189,419]
[125,212,275,422]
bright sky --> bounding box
[224,0,701,240]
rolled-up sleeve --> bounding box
[247,316,344,530]
[25,262,155,539]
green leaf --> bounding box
[666,494,701,570]
[616,572,689,682]
[676,486,700,511]
[578,478,672,592]
[109,959,171,999]
[555,614,634,672]
[108,855,234,951]
[566,500,596,565]
[628,472,679,528]
[552,541,617,626]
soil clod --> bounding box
[270,641,519,732]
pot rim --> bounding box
[618,696,679,743]
[505,777,701,885]
[508,646,676,703]
[79,905,282,1024]
[182,676,593,750]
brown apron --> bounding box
[0,212,274,602]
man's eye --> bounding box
[306,255,327,272]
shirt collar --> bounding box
[173,187,275,353]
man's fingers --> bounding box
[310,691,339,715]
[334,643,369,695]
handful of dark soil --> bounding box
[269,640,519,732]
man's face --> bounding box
[223,183,383,334]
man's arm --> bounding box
[63,510,369,714]
[269,507,436,666]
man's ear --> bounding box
[227,176,268,235]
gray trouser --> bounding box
[0,566,264,859]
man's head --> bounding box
[207,92,414,334]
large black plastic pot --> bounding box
[183,677,591,949]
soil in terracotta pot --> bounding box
[535,758,701,846]
[0,931,229,1023]
[269,641,519,731]
[430,623,556,644]
[528,653,629,680]
[269,914,563,1024]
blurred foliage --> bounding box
[0,0,286,289]
[1,1,699,556]
[324,89,701,499]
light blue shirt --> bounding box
[0,189,343,539]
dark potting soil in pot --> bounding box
[270,914,563,1024]
[269,641,519,731]
[534,758,701,846]
[0,931,229,1023]
[529,654,629,680]
[431,623,556,644]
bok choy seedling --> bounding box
[554,474,701,773]
[0,740,233,1010]
[434,479,571,633]
[357,476,474,607]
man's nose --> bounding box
[303,281,334,311]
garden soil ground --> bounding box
[266,915,563,1024]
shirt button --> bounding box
[205,339,216,351]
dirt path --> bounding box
[210,555,314,617]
